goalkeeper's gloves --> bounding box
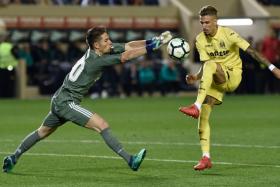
[159,31,173,45]
[146,31,173,53]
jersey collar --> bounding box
[212,26,221,39]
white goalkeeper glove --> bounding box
[152,31,173,47]
[146,31,173,53]
[158,31,173,45]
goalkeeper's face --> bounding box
[94,32,112,54]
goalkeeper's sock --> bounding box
[100,128,131,163]
[196,62,217,105]
[198,104,212,155]
[14,130,41,162]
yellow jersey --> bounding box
[195,26,250,69]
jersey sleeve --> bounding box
[97,54,122,66]
[110,43,125,54]
[195,40,210,62]
[226,28,250,51]
[94,43,124,67]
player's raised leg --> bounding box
[85,113,146,171]
[180,62,225,118]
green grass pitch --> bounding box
[0,95,279,187]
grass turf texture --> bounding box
[0,95,279,187]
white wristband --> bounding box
[268,64,276,71]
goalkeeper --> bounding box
[2,26,172,173]
[179,5,280,171]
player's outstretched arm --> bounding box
[121,31,173,63]
[125,40,146,51]
[124,31,173,51]
[120,47,147,62]
[271,67,280,79]
[246,46,280,79]
[121,38,166,62]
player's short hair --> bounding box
[199,5,218,17]
[86,26,107,49]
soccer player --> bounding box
[179,5,280,171]
[2,26,173,173]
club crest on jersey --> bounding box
[205,44,213,47]
[219,40,226,48]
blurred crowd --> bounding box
[21,39,194,98]
[1,26,280,98]
[0,0,162,6]
[89,57,194,99]
[2,0,280,6]
[257,0,280,6]
[0,27,196,98]
[39,39,193,97]
[3,0,280,6]
[237,30,280,94]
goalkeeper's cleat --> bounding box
[3,155,16,173]
[179,104,200,119]
[129,148,146,171]
[194,156,212,171]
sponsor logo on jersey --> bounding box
[207,50,229,57]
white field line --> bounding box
[0,139,280,149]
[0,151,279,168]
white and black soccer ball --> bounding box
[167,38,190,60]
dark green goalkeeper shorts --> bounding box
[42,100,94,128]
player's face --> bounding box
[95,32,112,54]
[199,15,218,37]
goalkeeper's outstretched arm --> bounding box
[125,40,146,51]
[121,31,173,63]
[246,46,280,79]
[124,31,173,51]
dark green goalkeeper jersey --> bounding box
[52,43,125,105]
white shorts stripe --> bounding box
[70,102,91,116]
[69,103,92,118]
[74,104,93,117]
[70,102,93,118]
[69,102,93,118]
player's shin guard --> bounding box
[198,104,212,155]
[196,62,217,105]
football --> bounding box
[167,38,190,60]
